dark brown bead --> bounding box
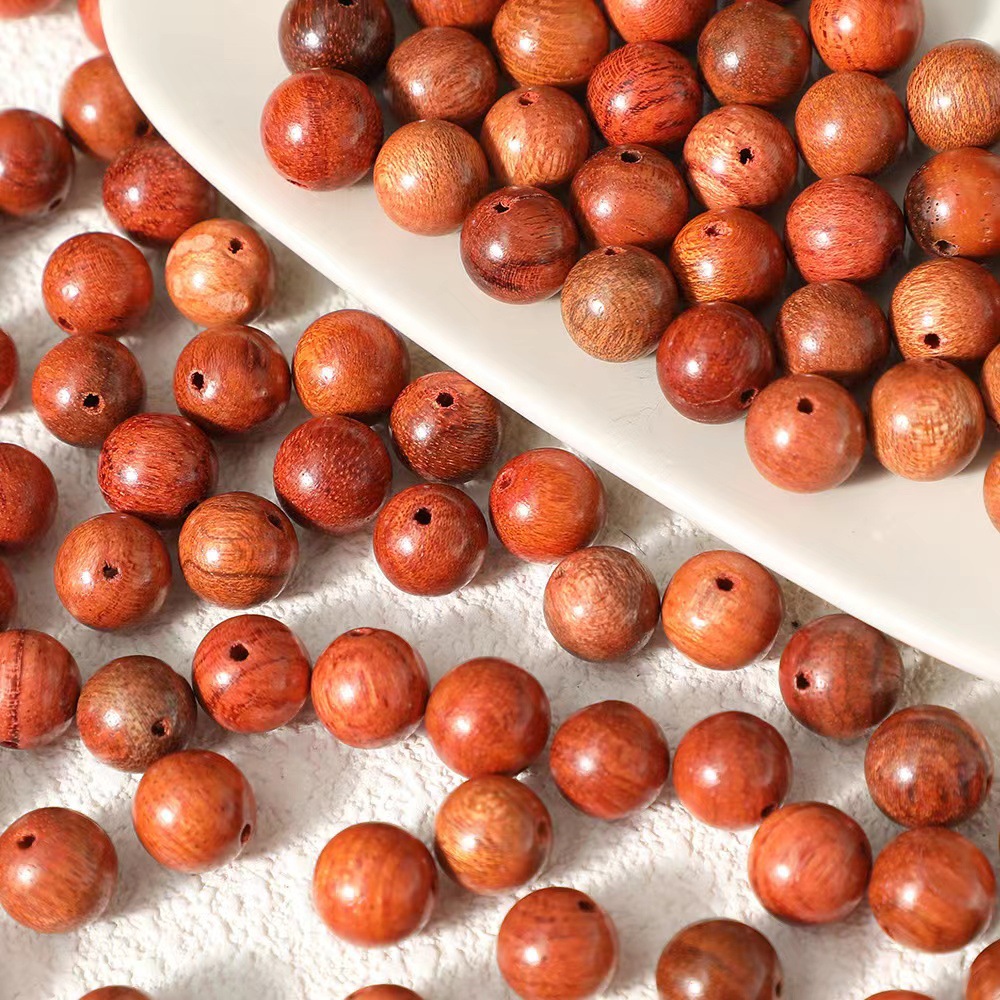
[54,513,172,630]
[497,887,618,999]
[810,0,924,74]
[0,109,74,217]
[273,415,392,534]
[749,802,873,925]
[426,657,550,777]
[0,561,16,629]
[103,138,217,248]
[604,0,712,43]
[987,452,1000,533]
[0,444,58,552]
[550,700,669,820]
[661,550,783,670]
[313,822,437,946]
[0,808,116,933]
[77,0,106,48]
[969,940,1000,1000]
[346,990,421,1000]
[411,0,499,29]
[80,990,151,1000]
[0,629,80,750]
[77,655,197,772]
[279,0,394,79]
[434,775,552,895]
[870,828,995,953]
[0,328,16,411]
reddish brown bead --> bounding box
[969,941,1000,1000]
[54,513,171,630]
[986,348,1000,427]
[77,0,106,48]
[411,0,500,29]
[0,629,80,750]
[77,655,197,772]
[865,994,932,1000]
[0,328,16,411]
[346,990,421,1000]
[810,0,924,74]
[0,0,58,13]
[313,822,437,946]
[0,561,16,629]
[986,452,1000,533]
[749,802,873,925]
[604,0,712,43]
[0,109,74,217]
[279,0,394,79]
[870,828,995,953]
[435,775,552,894]
[0,444,58,552]
[81,991,151,1000]
[661,550,783,670]
[0,808,116,933]
[261,70,382,190]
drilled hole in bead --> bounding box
[240,823,253,844]
[935,239,957,256]
[604,247,621,256]
[739,388,757,406]
[715,576,733,592]
[229,643,249,661]
[135,120,151,137]
[776,984,783,998]
[577,899,596,912]
[57,316,74,332]
[795,673,810,690]
[620,150,641,163]
[414,507,432,525]
[228,238,244,254]
[102,564,119,580]
[190,371,205,391]
[82,393,101,409]
[494,201,509,213]
[518,91,538,106]
[436,392,454,407]
[151,718,170,738]
[739,147,754,165]
[791,619,800,629]
[495,471,513,490]
[924,333,940,348]
[797,397,814,414]
[705,223,730,238]
[16,835,34,850]
[266,513,282,528]
[49,198,63,211]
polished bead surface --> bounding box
[279,0,394,79]
[986,347,1000,427]
[0,444,58,552]
[0,0,59,15]
[0,561,16,629]
[865,994,932,1000]
[986,452,1000,532]
[80,990,151,1000]
[0,328,16,411]
[810,0,924,73]
[411,0,500,29]
[604,0,712,43]
[968,940,1000,1000]
[77,0,106,48]
[346,990,421,1000]
[0,108,74,217]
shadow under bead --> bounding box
[279,0,394,80]
[0,108,74,217]
[809,0,924,75]
[0,444,58,552]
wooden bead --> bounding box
[279,0,394,79]
[985,347,1000,429]
[698,1,810,107]
[785,176,904,283]
[655,919,783,1000]
[657,302,775,423]
[374,120,489,237]
[103,138,217,248]
[865,994,932,1000]
[587,43,702,148]
[389,371,501,482]
[0,561,16,629]
[749,802,872,925]
[386,27,497,127]
[426,657,550,777]
[986,452,1000,535]
[775,281,889,386]
[871,359,985,481]
[0,444,57,552]
[0,629,80,749]
[273,415,392,534]
[411,0,501,29]
[192,614,310,732]
[434,775,552,894]
[778,614,903,740]
[869,828,995,953]
[313,822,437,946]
[81,990,151,1000]
[32,334,145,448]
[98,413,218,526]
[0,109,74,217]
[55,513,171,630]
[969,941,1000,1000]
[373,484,488,596]
[77,655,197,772]
[661,550,783,670]
[810,0,924,74]
[173,325,290,436]
[570,144,688,252]
[133,749,256,873]
[347,990,421,1000]
[795,71,907,178]
[604,0,712,44]
[490,448,605,562]
[497,887,618,1000]
[669,208,786,308]
[550,700,669,819]
[77,0,106,48]
[0,808,116,933]
[0,0,59,14]
[260,70,382,191]
[0,327,16,411]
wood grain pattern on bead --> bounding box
[346,989,422,1000]
[411,0,501,30]
[279,0,394,79]
[604,0,712,44]
[0,108,74,217]
[986,452,1000,532]
[0,444,58,552]
[969,941,1000,1000]
[0,328,16,412]
[810,0,924,74]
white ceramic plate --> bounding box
[102,0,1000,679]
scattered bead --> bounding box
[968,940,1000,1000]
[279,0,394,79]
[0,108,74,217]
[986,452,1000,532]
[0,444,58,552]
[411,0,501,30]
[604,0,712,44]
[810,0,924,74]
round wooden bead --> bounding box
[698,1,810,107]
[775,281,889,386]
[985,347,1000,427]
[373,484,488,596]
[434,775,552,894]
[374,120,489,236]
[192,614,310,732]
[0,109,74,217]
[490,448,605,562]
[0,328,16,411]
[346,990,421,1000]
[986,452,1000,533]
[969,941,1000,1000]
[425,657,550,777]
[133,749,257,873]
[273,415,392,534]
[279,0,394,79]
[54,513,171,630]
[313,822,437,946]
[749,802,873,925]
[795,71,907,178]
[779,614,903,740]
[0,444,58,552]
[604,0,712,44]
[32,334,145,448]
[77,655,197,772]
[81,990,151,1000]
[865,994,932,1000]
[587,43,702,148]
[260,70,382,191]
[98,413,218,526]
[103,138,217,248]
[0,808,116,933]
[42,232,154,337]
[870,359,985,481]
[655,919,783,1000]
[411,0,501,29]
[669,208,786,308]
[78,0,106,48]
[785,176,904,283]
[0,629,80,749]
[389,371,501,482]
[745,374,867,492]
[550,700,669,819]
[661,550,783,670]
[0,0,59,14]
[497,887,618,1000]
[869,828,995,953]
[810,0,924,74]
[562,246,678,363]
[385,27,497,127]
[0,561,16,629]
